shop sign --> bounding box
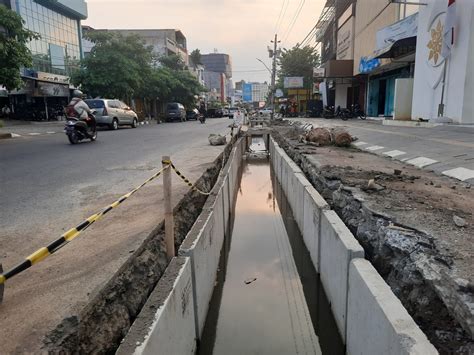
[313,68,325,78]
[359,57,381,74]
[337,17,354,60]
[37,72,70,84]
[35,82,70,97]
[275,89,284,98]
[313,83,320,94]
[10,80,35,95]
[284,77,304,89]
[376,13,418,50]
[243,83,252,102]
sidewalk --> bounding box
[290,117,474,184]
[0,120,66,139]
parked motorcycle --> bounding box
[341,104,366,121]
[323,105,344,119]
[65,112,97,144]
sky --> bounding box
[83,0,325,84]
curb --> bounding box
[0,133,13,140]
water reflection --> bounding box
[199,160,343,355]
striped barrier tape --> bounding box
[0,166,167,285]
[162,160,210,196]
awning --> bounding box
[371,36,417,59]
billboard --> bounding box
[313,68,325,78]
[283,77,304,88]
[243,83,252,102]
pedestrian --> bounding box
[2,104,11,118]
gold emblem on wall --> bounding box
[427,19,443,65]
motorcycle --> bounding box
[199,114,206,124]
[65,112,97,144]
[341,104,366,121]
[323,105,344,119]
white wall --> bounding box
[394,78,414,120]
[335,84,350,108]
[412,0,474,123]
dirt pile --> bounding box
[304,127,354,147]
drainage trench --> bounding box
[199,137,343,355]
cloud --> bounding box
[84,0,325,83]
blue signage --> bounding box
[243,83,252,102]
[359,57,381,74]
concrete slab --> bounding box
[365,145,385,151]
[406,156,439,168]
[293,172,312,232]
[442,167,474,181]
[302,186,330,273]
[116,257,195,355]
[320,210,365,342]
[347,259,438,355]
[353,141,368,146]
[383,150,407,158]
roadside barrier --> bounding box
[0,159,208,288]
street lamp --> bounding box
[256,58,273,113]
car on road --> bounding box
[206,108,223,118]
[166,102,186,122]
[186,108,200,120]
[259,107,273,116]
[84,99,138,130]
[228,107,240,119]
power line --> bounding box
[274,0,287,34]
[282,0,306,46]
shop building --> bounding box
[412,0,474,124]
[8,0,88,119]
[354,0,419,118]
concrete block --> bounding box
[292,173,312,231]
[116,257,195,355]
[347,259,438,355]
[320,210,365,342]
[222,176,230,230]
[302,186,329,272]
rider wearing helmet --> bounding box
[67,90,96,134]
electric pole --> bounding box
[270,34,280,120]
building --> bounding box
[354,0,419,118]
[315,0,420,117]
[82,28,189,65]
[7,0,88,119]
[411,0,474,124]
[201,53,233,104]
[251,82,269,103]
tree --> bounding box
[189,49,202,68]
[277,45,320,91]
[158,54,186,71]
[0,5,39,90]
[71,31,154,99]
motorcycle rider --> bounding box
[66,90,96,135]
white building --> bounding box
[251,83,269,103]
[412,0,474,124]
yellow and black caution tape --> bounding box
[0,167,166,285]
[162,159,211,196]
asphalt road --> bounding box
[0,117,232,353]
[1,118,231,241]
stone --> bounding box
[208,134,226,146]
[453,215,467,228]
[394,169,402,176]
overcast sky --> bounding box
[84,0,325,84]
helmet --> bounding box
[73,89,83,98]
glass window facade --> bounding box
[17,0,82,76]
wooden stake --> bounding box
[162,156,175,260]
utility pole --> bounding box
[270,34,280,120]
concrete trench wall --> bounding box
[118,138,246,353]
[269,137,438,355]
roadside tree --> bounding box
[277,45,320,91]
[71,31,154,100]
[0,5,39,90]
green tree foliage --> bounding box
[189,49,202,68]
[71,31,154,99]
[0,5,39,90]
[277,45,320,90]
[158,54,186,71]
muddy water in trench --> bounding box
[199,157,344,355]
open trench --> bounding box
[271,128,473,354]
[42,138,237,354]
[198,145,344,354]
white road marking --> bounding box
[442,167,474,181]
[366,145,385,151]
[11,133,21,138]
[28,133,41,136]
[383,150,406,158]
[46,131,56,134]
[406,157,438,168]
[353,141,368,146]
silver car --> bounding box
[84,99,139,130]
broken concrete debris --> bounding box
[305,127,355,147]
[453,215,467,228]
[209,134,227,146]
